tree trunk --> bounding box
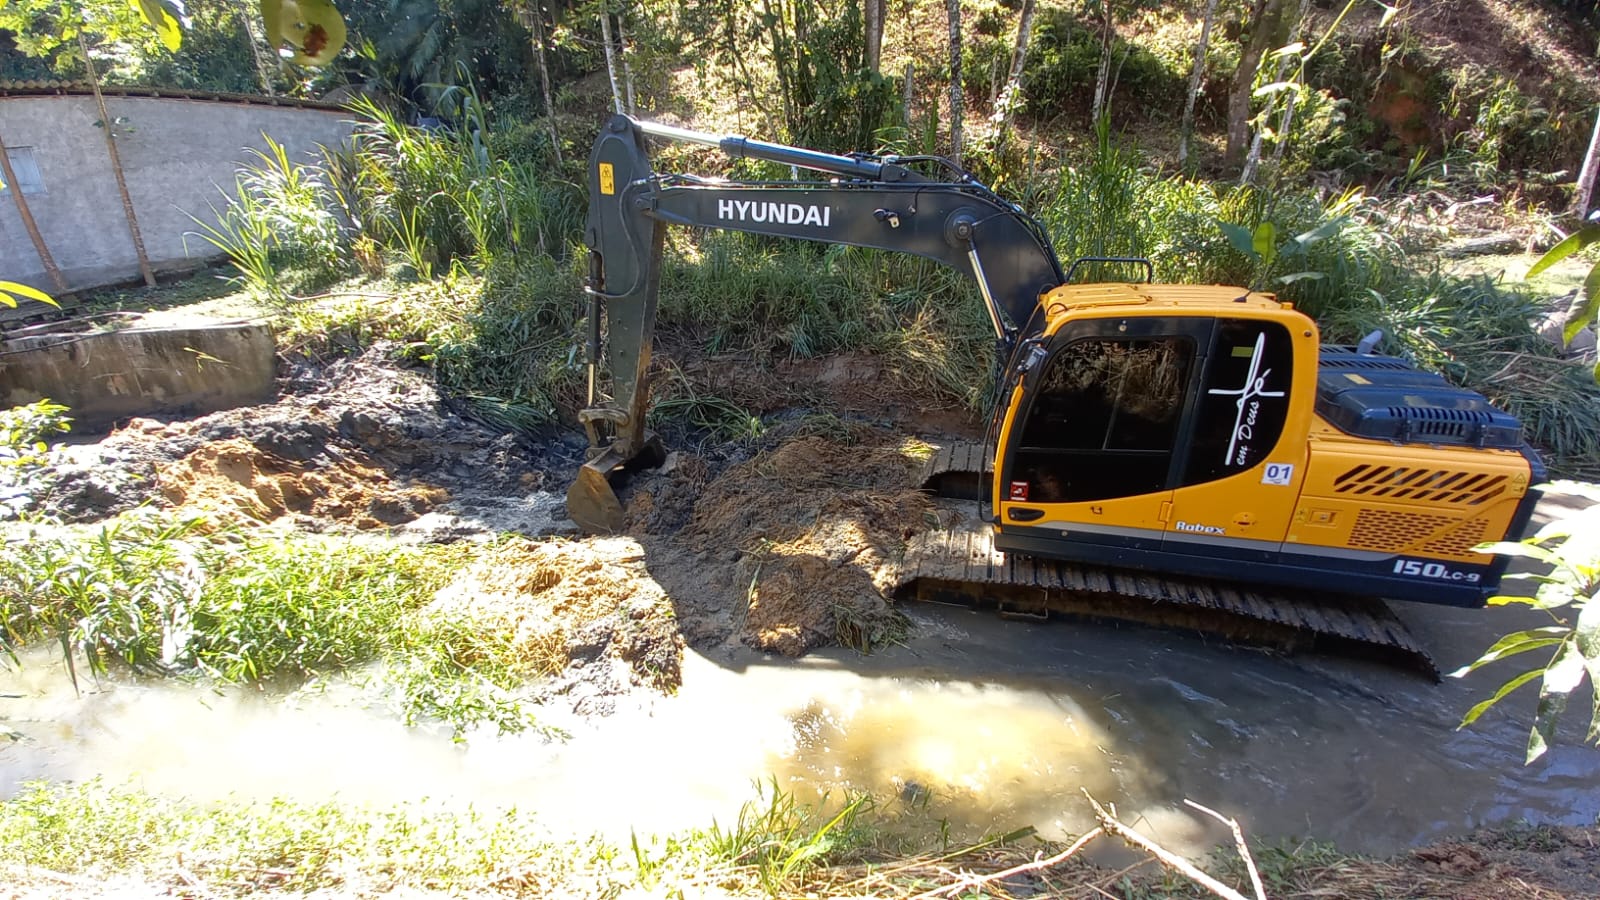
[1574,105,1600,217]
[991,0,1036,132]
[903,61,915,130]
[0,134,69,295]
[599,3,625,115]
[523,2,562,165]
[238,0,276,97]
[617,6,637,114]
[1178,0,1219,167]
[1091,0,1115,123]
[79,33,154,288]
[1239,52,1289,185]
[1243,0,1309,184]
[865,0,884,73]
[1225,0,1287,169]
[947,0,963,163]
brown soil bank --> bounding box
[685,434,934,656]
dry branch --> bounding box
[1184,799,1268,900]
[1084,791,1260,900]
[909,826,1104,900]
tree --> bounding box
[1240,0,1308,185]
[946,0,963,163]
[1574,105,1600,217]
[599,0,625,114]
[989,0,1035,135]
[512,0,562,165]
[864,0,884,73]
[0,0,183,61]
[1225,0,1293,169]
[1178,0,1220,168]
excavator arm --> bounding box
[569,114,1066,532]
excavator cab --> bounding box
[988,283,1541,607]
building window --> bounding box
[0,147,45,196]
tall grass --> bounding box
[205,99,1599,470]
[0,512,548,735]
[187,136,348,301]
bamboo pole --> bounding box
[0,133,70,295]
[78,33,156,288]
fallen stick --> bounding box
[908,826,1104,900]
[1084,791,1257,900]
[1184,799,1268,900]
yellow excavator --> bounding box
[567,115,1543,672]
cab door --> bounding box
[998,316,1213,553]
[1160,317,1306,561]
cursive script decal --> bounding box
[1206,332,1286,467]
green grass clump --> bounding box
[0,512,552,736]
[0,779,888,898]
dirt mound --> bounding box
[430,537,684,703]
[44,346,561,530]
[158,438,447,529]
[689,435,932,656]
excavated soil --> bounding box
[687,435,933,656]
[429,537,684,709]
[40,345,564,535]
[156,436,449,528]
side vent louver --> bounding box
[1334,464,1508,505]
[1348,508,1491,555]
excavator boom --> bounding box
[573,114,1063,531]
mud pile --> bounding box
[157,437,447,529]
[688,435,933,656]
[430,537,684,708]
[43,346,562,533]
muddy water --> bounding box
[4,502,1599,855]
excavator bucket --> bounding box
[567,461,627,534]
[566,432,665,534]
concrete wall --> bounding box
[0,94,353,293]
[0,323,276,431]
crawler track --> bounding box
[900,443,1438,677]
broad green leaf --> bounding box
[1526,225,1600,279]
[1252,81,1300,97]
[1564,264,1600,347]
[1448,627,1568,677]
[1460,667,1543,728]
[131,0,181,51]
[1575,601,1600,743]
[1539,480,1600,505]
[1252,222,1276,261]
[1220,222,1256,258]
[1294,215,1350,248]
[1534,579,1580,610]
[0,280,59,307]
[1474,540,1563,567]
[1276,271,1325,285]
[1528,638,1588,763]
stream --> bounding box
[4,584,1597,859]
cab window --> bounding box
[1011,337,1194,503]
[1181,319,1294,486]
